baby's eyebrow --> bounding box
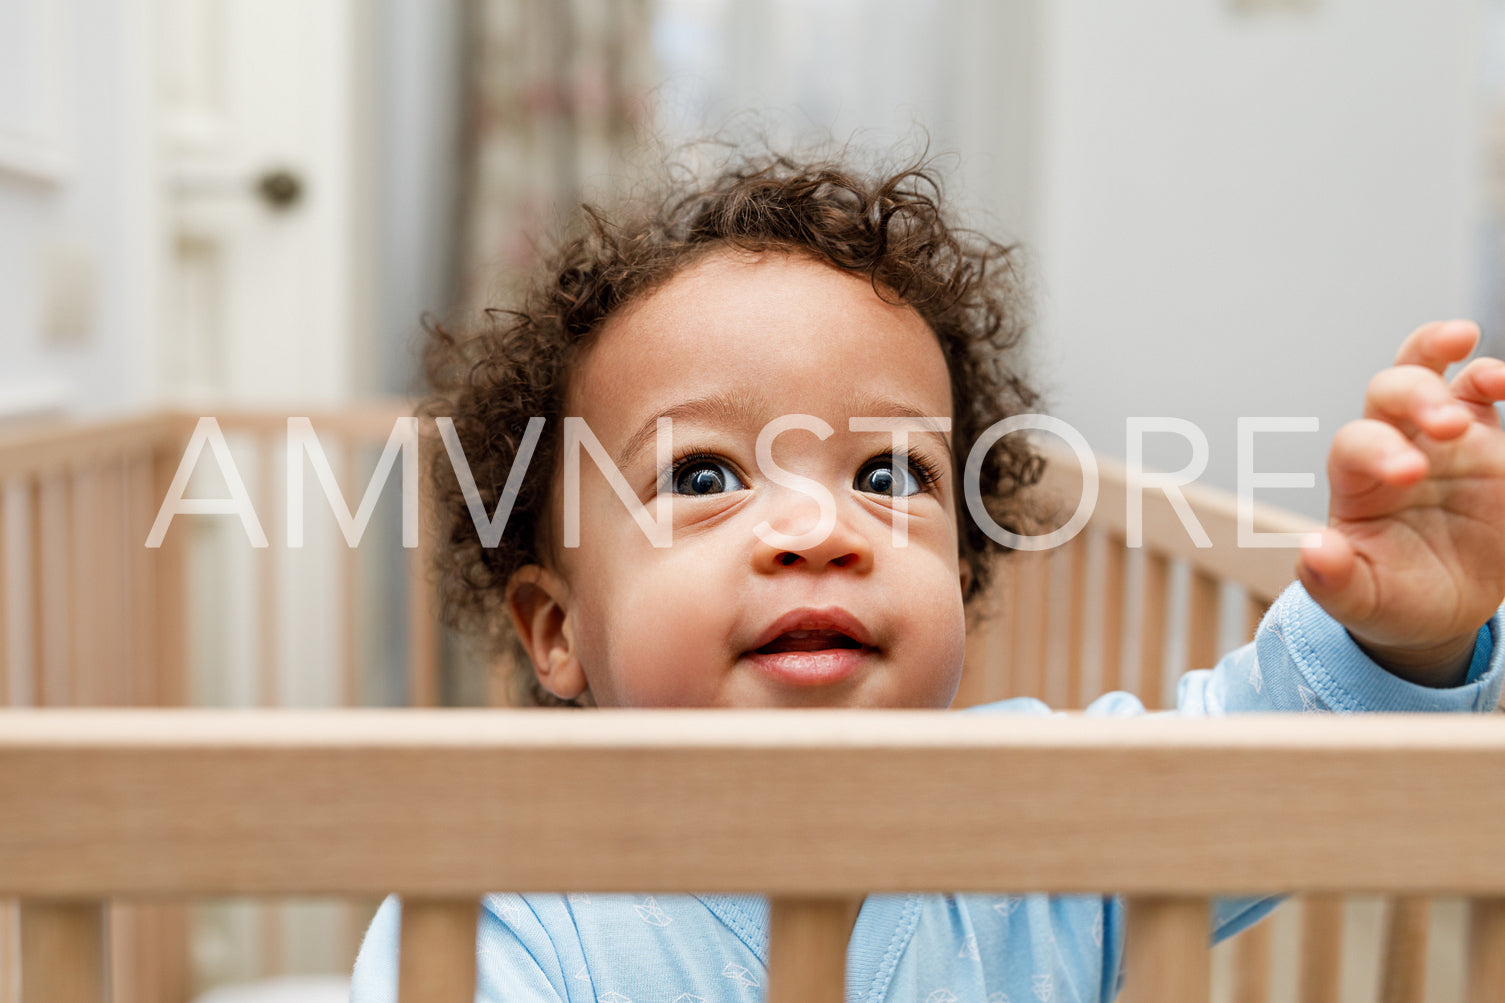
[850,397,955,457]
[616,393,955,470]
[615,391,771,468]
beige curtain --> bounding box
[457,0,657,309]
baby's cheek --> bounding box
[608,565,734,707]
[894,546,969,707]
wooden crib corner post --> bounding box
[767,896,860,1003]
[19,900,107,1003]
[1122,896,1211,1003]
[398,897,479,1003]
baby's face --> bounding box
[515,250,969,708]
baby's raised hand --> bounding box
[1298,320,1505,687]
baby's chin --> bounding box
[729,658,960,710]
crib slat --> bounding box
[992,567,1016,700]
[1030,550,1054,697]
[100,459,132,707]
[1139,551,1170,708]
[407,478,439,707]
[1043,542,1073,708]
[261,902,286,981]
[994,559,1020,699]
[107,903,135,1003]
[1065,535,1089,708]
[0,533,9,1003]
[79,466,112,706]
[1186,569,1220,671]
[123,907,156,1003]
[0,903,14,1003]
[1123,896,1210,1003]
[959,569,1009,707]
[76,467,108,705]
[1467,898,1505,1002]
[127,456,157,707]
[98,462,124,706]
[129,904,190,1003]
[1229,920,1271,1003]
[1011,552,1048,698]
[0,484,9,708]
[258,438,280,708]
[1297,894,1343,1003]
[341,439,361,706]
[25,479,39,705]
[30,478,55,706]
[1100,532,1127,697]
[67,469,88,705]
[1378,896,1429,1003]
[768,896,858,1003]
[151,446,188,706]
[398,898,478,1003]
[20,900,106,1003]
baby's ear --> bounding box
[505,565,588,701]
[958,556,973,598]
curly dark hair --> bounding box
[422,147,1045,707]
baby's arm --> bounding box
[1296,320,1505,687]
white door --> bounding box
[156,0,367,405]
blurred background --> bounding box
[6,0,1505,516]
[2,0,1504,999]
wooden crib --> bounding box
[0,405,1492,1002]
[7,710,1505,1003]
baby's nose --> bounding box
[752,496,874,573]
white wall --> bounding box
[647,0,1492,522]
[0,0,156,420]
[1030,0,1486,520]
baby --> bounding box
[352,150,1505,1001]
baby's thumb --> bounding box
[1296,529,1361,618]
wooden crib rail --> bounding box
[4,710,1505,1003]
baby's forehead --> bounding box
[608,248,910,327]
[566,251,954,432]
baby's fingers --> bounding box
[1329,417,1428,496]
[1393,319,1480,372]
[1447,355,1505,410]
[1364,365,1473,441]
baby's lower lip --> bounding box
[744,647,872,687]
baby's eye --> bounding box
[855,458,925,497]
[671,457,746,496]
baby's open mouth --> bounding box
[754,629,864,654]
[744,610,874,685]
